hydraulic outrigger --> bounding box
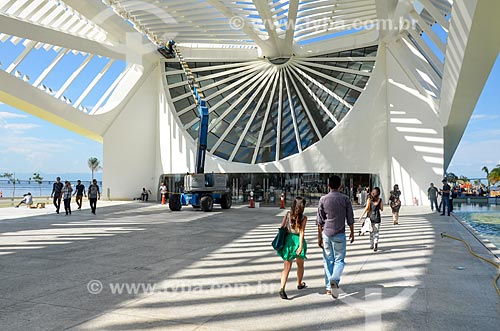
[158,41,232,212]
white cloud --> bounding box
[0,123,40,131]
[448,139,500,177]
[470,114,500,121]
[466,128,500,139]
[0,111,27,120]
[0,136,72,166]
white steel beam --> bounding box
[74,59,115,108]
[5,40,35,73]
[419,0,450,32]
[283,68,303,153]
[285,0,299,53]
[285,66,322,139]
[294,61,364,92]
[252,74,280,164]
[90,65,130,114]
[210,66,275,152]
[231,68,278,162]
[410,11,446,55]
[55,54,94,99]
[32,49,70,87]
[275,70,283,161]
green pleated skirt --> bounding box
[277,233,307,261]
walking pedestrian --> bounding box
[73,180,86,210]
[392,184,401,198]
[388,185,401,225]
[317,175,355,299]
[440,179,451,216]
[277,197,308,300]
[50,177,63,214]
[88,179,100,215]
[359,187,384,251]
[427,183,439,212]
[389,195,401,225]
[61,181,73,216]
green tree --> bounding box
[482,166,490,192]
[0,172,16,197]
[33,172,44,197]
[88,157,101,180]
[489,165,500,186]
[457,175,469,184]
[445,172,458,184]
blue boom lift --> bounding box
[158,41,232,212]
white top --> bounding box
[23,195,33,205]
[160,185,167,194]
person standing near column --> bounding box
[61,181,73,216]
[73,180,86,210]
[440,179,451,216]
[427,183,439,212]
[88,179,101,215]
[50,177,63,214]
[317,175,355,299]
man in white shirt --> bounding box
[159,182,167,204]
[15,192,33,208]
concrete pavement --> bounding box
[0,202,499,330]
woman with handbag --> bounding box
[358,187,384,252]
[276,196,308,300]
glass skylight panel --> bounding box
[163,45,377,164]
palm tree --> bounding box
[445,172,458,184]
[457,175,469,184]
[0,172,16,197]
[489,165,500,186]
[482,166,490,192]
[88,157,101,180]
[33,172,44,197]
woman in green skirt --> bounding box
[277,196,308,299]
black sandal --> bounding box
[279,288,288,299]
[297,282,307,290]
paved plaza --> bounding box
[0,202,499,330]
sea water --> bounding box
[0,179,102,198]
[453,203,500,249]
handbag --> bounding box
[360,217,373,235]
[272,226,287,251]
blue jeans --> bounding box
[430,197,439,211]
[441,196,451,215]
[322,232,346,290]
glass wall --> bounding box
[160,173,381,207]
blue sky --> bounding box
[0,35,124,180]
[0,103,102,177]
[447,53,500,178]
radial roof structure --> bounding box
[0,0,498,168]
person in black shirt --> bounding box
[73,180,86,210]
[51,177,64,214]
[440,179,452,216]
